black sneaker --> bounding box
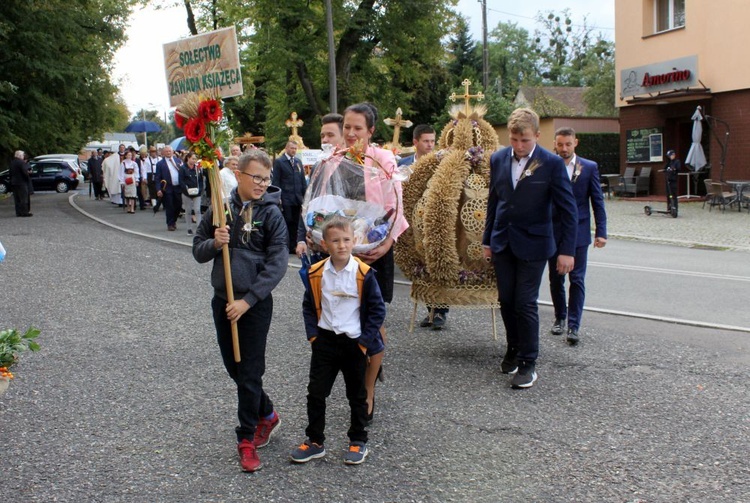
[550,318,565,335]
[500,348,518,374]
[432,313,446,330]
[566,328,579,345]
[511,361,537,389]
[419,316,432,328]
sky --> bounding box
[113,1,615,123]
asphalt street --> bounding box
[1,190,748,502]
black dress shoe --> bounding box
[566,328,580,345]
[551,318,565,335]
[19,213,33,217]
[419,316,432,328]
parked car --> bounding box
[0,159,80,194]
[34,154,85,182]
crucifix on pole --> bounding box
[449,79,485,115]
[285,111,306,148]
[383,107,413,152]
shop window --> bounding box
[655,0,685,32]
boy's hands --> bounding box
[226,299,250,322]
[214,225,231,249]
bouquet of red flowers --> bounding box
[175,94,230,170]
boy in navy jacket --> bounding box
[292,217,386,465]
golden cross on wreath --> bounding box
[383,107,413,149]
[449,79,485,115]
[284,111,306,149]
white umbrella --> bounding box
[685,106,707,171]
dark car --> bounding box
[0,159,80,194]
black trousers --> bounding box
[306,329,368,445]
[281,204,301,252]
[212,295,274,442]
[12,184,30,216]
[666,177,678,211]
[163,190,182,227]
[493,248,546,363]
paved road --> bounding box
[1,191,749,502]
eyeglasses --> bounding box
[238,171,271,186]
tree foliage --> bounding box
[0,0,135,161]
[175,2,614,145]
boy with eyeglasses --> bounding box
[193,150,289,472]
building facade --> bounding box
[615,0,748,195]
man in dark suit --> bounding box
[548,127,607,345]
[88,149,104,200]
[272,141,307,253]
[482,108,577,389]
[154,146,183,231]
[9,150,32,217]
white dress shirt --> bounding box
[511,146,536,189]
[565,154,577,180]
[318,256,361,339]
[166,157,180,185]
[142,155,161,180]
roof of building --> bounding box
[514,86,591,117]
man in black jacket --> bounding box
[272,141,306,253]
[9,150,32,217]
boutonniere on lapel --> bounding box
[572,161,583,183]
[516,158,541,184]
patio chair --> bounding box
[620,167,651,197]
[702,179,713,209]
[614,167,636,196]
[707,182,734,212]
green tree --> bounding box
[178,0,457,151]
[447,15,481,87]
[486,21,541,99]
[0,0,135,161]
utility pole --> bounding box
[325,0,337,112]
[481,0,489,90]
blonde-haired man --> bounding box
[483,108,577,389]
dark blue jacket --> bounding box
[553,156,607,248]
[483,145,577,260]
[154,156,183,194]
[272,155,307,206]
[302,257,386,356]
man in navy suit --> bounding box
[154,146,183,231]
[482,108,577,389]
[548,128,607,345]
[272,141,307,253]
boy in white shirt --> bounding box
[292,217,386,465]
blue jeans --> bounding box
[493,248,546,363]
[212,295,274,442]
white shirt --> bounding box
[565,154,577,180]
[118,159,140,184]
[318,256,361,339]
[166,157,180,185]
[219,167,238,201]
[142,155,161,180]
[511,146,536,189]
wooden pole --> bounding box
[208,165,240,362]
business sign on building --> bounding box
[163,27,243,107]
[620,55,698,99]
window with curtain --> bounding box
[655,0,686,32]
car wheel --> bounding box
[56,181,70,193]
[0,182,8,194]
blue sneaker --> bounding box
[290,440,326,463]
[343,441,369,465]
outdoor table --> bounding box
[601,174,620,199]
[678,172,702,200]
[725,180,750,212]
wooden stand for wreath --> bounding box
[408,281,499,339]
